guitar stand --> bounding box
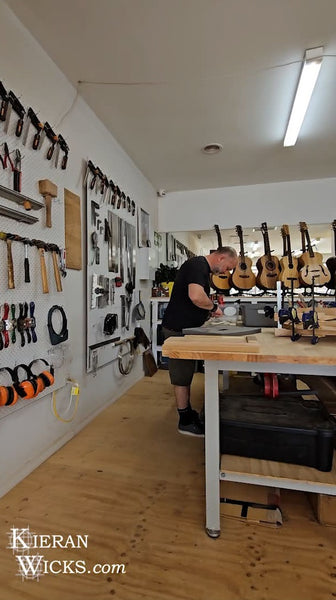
[289,280,300,342]
[311,277,319,345]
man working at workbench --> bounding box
[162,246,238,437]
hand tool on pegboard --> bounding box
[38,179,58,228]
[22,238,31,282]
[31,239,49,293]
[47,243,63,292]
[29,301,37,343]
[2,303,10,348]
[17,303,25,347]
[22,107,45,149]
[23,302,31,344]
[10,304,16,344]
[57,134,69,170]
[0,232,15,289]
[0,80,9,122]
[6,91,25,136]
[44,122,58,161]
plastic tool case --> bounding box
[220,395,335,471]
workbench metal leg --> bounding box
[204,360,220,538]
[222,370,229,391]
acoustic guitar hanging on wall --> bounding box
[298,222,330,287]
[279,224,300,289]
[326,220,336,290]
[210,224,231,292]
[230,225,256,291]
[255,222,281,290]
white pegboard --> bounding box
[0,104,69,415]
[85,179,138,372]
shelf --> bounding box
[0,204,39,224]
[220,453,336,495]
[0,184,44,211]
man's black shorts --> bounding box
[162,327,196,386]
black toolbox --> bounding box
[220,395,335,471]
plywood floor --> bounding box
[0,370,335,600]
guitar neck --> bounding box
[214,224,222,249]
[263,230,271,258]
[305,228,315,258]
[287,234,293,268]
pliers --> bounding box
[0,143,14,170]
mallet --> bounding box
[38,179,58,228]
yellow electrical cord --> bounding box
[52,382,80,423]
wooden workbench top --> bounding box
[162,329,336,365]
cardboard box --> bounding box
[220,481,282,527]
[309,493,336,527]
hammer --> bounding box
[0,232,15,289]
[32,239,49,293]
[47,243,62,292]
[38,179,58,228]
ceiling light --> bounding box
[283,46,324,147]
[202,143,223,154]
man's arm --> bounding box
[188,284,221,317]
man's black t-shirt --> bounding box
[162,256,211,331]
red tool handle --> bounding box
[3,303,9,348]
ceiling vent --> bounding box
[202,143,223,154]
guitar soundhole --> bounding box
[240,262,247,271]
[266,261,275,271]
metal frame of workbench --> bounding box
[204,360,336,538]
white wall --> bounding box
[0,1,157,496]
[158,178,336,232]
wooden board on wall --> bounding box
[64,188,82,270]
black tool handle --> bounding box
[61,153,68,170]
[30,302,37,343]
[32,132,40,150]
[11,304,16,344]
[24,302,31,344]
[13,169,21,192]
[24,257,30,282]
[15,118,23,137]
[47,143,54,160]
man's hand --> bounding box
[210,307,222,317]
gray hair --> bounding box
[214,246,237,258]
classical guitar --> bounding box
[256,222,281,290]
[298,222,330,287]
[230,225,256,290]
[279,224,300,289]
[326,220,336,290]
[210,224,231,292]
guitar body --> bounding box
[256,255,281,290]
[298,221,331,287]
[299,251,331,286]
[230,255,256,290]
[279,255,300,288]
[326,256,336,289]
[210,272,231,292]
[326,221,336,289]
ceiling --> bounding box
[5,0,336,191]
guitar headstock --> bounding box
[260,222,268,236]
[299,221,308,233]
[214,224,222,249]
[281,224,289,238]
[332,220,336,232]
[235,225,242,237]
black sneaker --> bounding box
[178,412,205,437]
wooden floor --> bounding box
[1,370,335,600]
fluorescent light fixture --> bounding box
[283,46,324,147]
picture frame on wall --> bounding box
[137,207,151,247]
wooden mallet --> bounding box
[38,179,58,228]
